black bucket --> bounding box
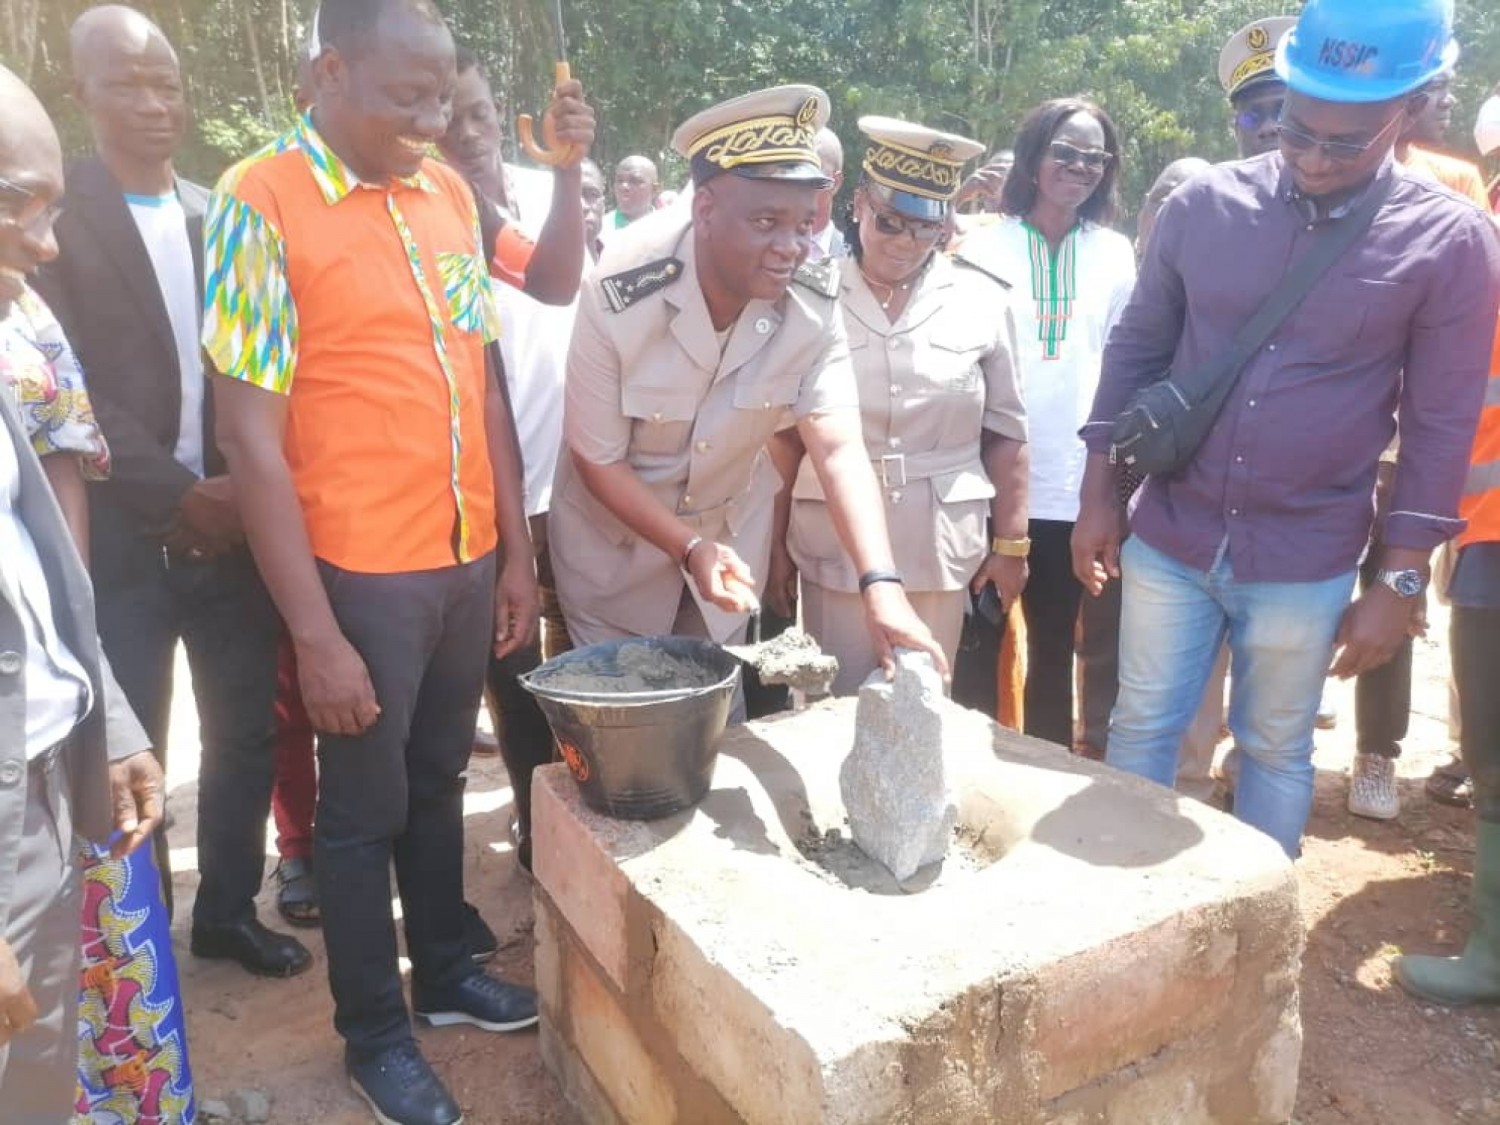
[519,635,741,820]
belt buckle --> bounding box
[879,454,907,490]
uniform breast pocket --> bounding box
[731,372,801,415]
[920,334,988,395]
[622,385,698,457]
[436,251,492,336]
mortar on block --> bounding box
[530,684,1304,1124]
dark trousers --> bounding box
[1354,559,1413,759]
[1453,605,1500,824]
[315,553,494,1055]
[485,642,553,844]
[92,514,280,928]
[1005,519,1083,747]
[1076,570,1123,755]
[486,513,569,843]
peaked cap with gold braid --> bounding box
[1219,16,1295,100]
[671,84,832,187]
[857,116,983,222]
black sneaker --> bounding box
[462,902,497,963]
[346,1041,461,1125]
[412,971,539,1033]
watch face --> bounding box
[1388,570,1424,597]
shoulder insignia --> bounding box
[951,253,1014,291]
[600,256,684,313]
[792,256,840,299]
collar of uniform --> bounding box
[659,225,723,373]
[1277,150,1397,223]
[659,222,788,377]
[295,112,437,206]
[840,250,950,328]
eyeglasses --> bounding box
[1233,100,1284,132]
[1048,140,1113,171]
[0,175,62,231]
[1276,111,1404,164]
[869,209,945,243]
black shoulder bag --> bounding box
[1109,175,1394,476]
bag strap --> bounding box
[1172,170,1397,406]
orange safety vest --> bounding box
[1459,320,1500,548]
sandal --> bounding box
[1426,767,1474,808]
[274,856,321,928]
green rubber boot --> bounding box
[1395,820,1500,1006]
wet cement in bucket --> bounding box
[534,642,722,695]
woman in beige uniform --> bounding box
[773,117,1029,695]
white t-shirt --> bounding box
[961,217,1136,522]
[126,191,204,477]
[494,166,580,517]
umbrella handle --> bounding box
[517,61,585,167]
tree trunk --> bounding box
[1,0,42,81]
[242,4,273,123]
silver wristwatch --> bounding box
[1374,568,1426,598]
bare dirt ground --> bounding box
[162,601,1500,1125]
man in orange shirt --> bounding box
[202,1,560,1121]
[1398,67,1492,210]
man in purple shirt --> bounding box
[1072,0,1500,857]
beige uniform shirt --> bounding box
[551,211,858,643]
[788,254,1025,592]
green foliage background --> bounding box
[12,0,1500,219]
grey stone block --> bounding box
[840,650,954,880]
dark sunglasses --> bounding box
[870,209,944,243]
[1276,111,1403,164]
[1233,100,1284,131]
[0,175,62,230]
[1048,140,1113,171]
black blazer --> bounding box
[32,156,219,538]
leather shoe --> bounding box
[347,1042,461,1125]
[191,917,313,978]
[413,971,538,1032]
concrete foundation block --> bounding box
[533,769,644,989]
[533,697,1303,1125]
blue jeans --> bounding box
[1107,536,1356,857]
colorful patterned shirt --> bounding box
[202,114,502,574]
[0,286,110,479]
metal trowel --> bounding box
[719,583,839,699]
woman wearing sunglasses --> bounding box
[956,98,1135,750]
[771,116,1027,694]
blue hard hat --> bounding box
[1274,0,1459,104]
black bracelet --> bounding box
[858,568,905,593]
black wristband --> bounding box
[858,568,905,593]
